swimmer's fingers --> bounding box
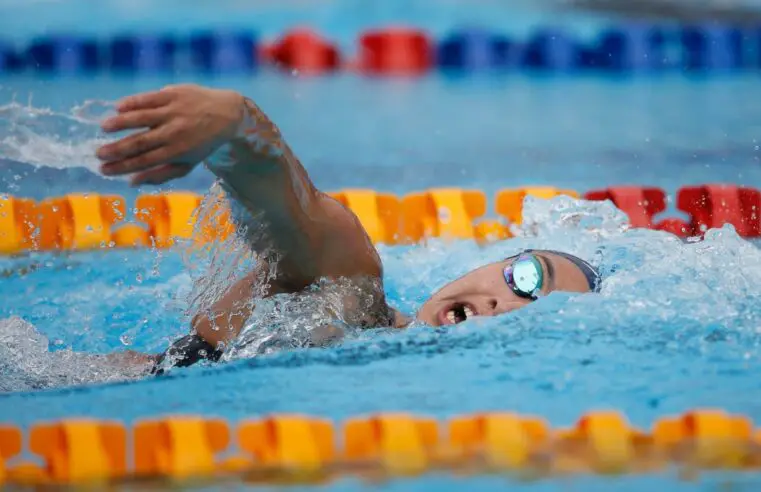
[100,145,177,177]
[116,90,173,113]
[101,108,169,133]
[130,163,192,186]
[97,126,171,162]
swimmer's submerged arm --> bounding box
[191,260,291,345]
[191,268,259,346]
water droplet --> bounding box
[438,207,451,224]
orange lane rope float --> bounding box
[1,409,761,486]
[1,184,758,255]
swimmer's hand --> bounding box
[96,84,244,186]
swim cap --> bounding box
[537,250,601,292]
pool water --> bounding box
[3,1,761,490]
[3,198,761,490]
[4,75,761,199]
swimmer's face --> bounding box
[416,251,594,326]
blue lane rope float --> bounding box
[0,24,758,74]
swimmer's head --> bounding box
[415,250,600,326]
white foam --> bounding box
[383,194,761,332]
[0,316,150,392]
[0,100,123,177]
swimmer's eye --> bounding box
[503,254,544,300]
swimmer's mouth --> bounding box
[438,302,477,326]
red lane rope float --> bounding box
[357,28,433,75]
[677,184,761,238]
[584,186,667,229]
[584,184,761,238]
[265,28,341,74]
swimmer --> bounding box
[95,84,601,373]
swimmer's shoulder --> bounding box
[314,192,383,279]
[315,275,394,329]
[220,184,382,280]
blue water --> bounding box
[3,1,761,490]
[3,75,761,201]
[3,199,761,491]
[0,0,612,45]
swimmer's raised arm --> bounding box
[97,84,382,291]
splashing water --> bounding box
[382,195,761,352]
[0,100,120,174]
[182,185,260,314]
[0,316,150,392]
[2,186,761,392]
[0,96,760,394]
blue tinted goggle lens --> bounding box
[503,254,544,299]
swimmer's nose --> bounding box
[480,297,519,317]
[479,297,501,317]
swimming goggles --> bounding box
[503,254,544,300]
